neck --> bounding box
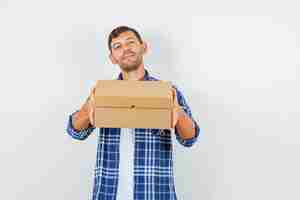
[122,64,146,81]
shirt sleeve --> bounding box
[66,110,96,140]
[172,85,201,147]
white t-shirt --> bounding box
[116,128,135,200]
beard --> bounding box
[119,53,143,72]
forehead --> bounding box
[111,31,139,44]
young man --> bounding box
[66,26,200,200]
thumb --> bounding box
[88,95,95,126]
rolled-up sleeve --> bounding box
[66,111,95,140]
[173,85,201,147]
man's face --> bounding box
[109,31,146,72]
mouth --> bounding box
[123,53,135,59]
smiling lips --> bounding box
[123,53,135,59]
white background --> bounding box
[1,0,300,199]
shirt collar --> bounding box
[117,69,150,81]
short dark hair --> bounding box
[108,26,143,52]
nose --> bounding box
[123,43,131,51]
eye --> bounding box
[112,44,121,49]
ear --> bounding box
[142,41,149,54]
[109,53,117,64]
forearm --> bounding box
[175,109,196,140]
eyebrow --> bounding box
[112,37,135,44]
[111,37,137,48]
[111,42,120,46]
[125,37,135,41]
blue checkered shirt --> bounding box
[66,69,200,200]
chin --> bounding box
[121,67,138,72]
[120,63,140,72]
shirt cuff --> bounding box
[66,111,95,140]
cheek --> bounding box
[138,46,146,55]
[112,52,123,61]
[129,48,141,57]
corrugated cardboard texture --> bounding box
[94,80,173,129]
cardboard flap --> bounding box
[95,80,173,109]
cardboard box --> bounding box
[94,80,173,129]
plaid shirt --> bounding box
[66,69,200,200]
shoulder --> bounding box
[148,75,183,93]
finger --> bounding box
[90,94,95,108]
[88,93,95,121]
[89,106,95,126]
[171,108,174,128]
[172,88,179,107]
[91,86,96,96]
[172,108,178,128]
